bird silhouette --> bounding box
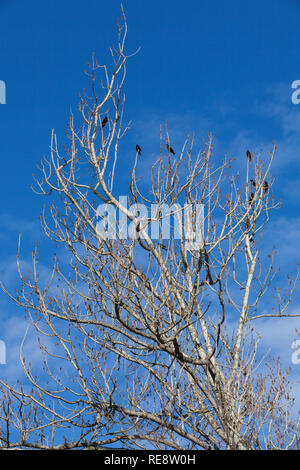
[263,181,269,193]
[166,143,175,155]
[159,243,167,251]
[250,179,256,188]
[246,150,252,161]
[101,116,108,128]
[136,144,142,155]
[249,192,254,204]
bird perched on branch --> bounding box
[159,243,167,251]
[101,116,108,128]
[136,144,142,155]
[246,150,252,161]
[250,179,256,188]
[249,192,254,204]
[263,181,269,193]
[166,143,175,155]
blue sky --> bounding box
[1,0,300,398]
[0,0,300,215]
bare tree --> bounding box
[0,11,299,450]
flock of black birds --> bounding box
[100,122,268,202]
[134,146,269,200]
[100,115,177,158]
[135,143,176,157]
[246,149,269,205]
[97,123,270,248]
[100,120,268,204]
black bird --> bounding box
[166,143,175,155]
[136,144,142,155]
[159,243,167,251]
[249,192,254,204]
[250,179,256,188]
[101,116,108,128]
[246,150,252,161]
[263,181,269,193]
